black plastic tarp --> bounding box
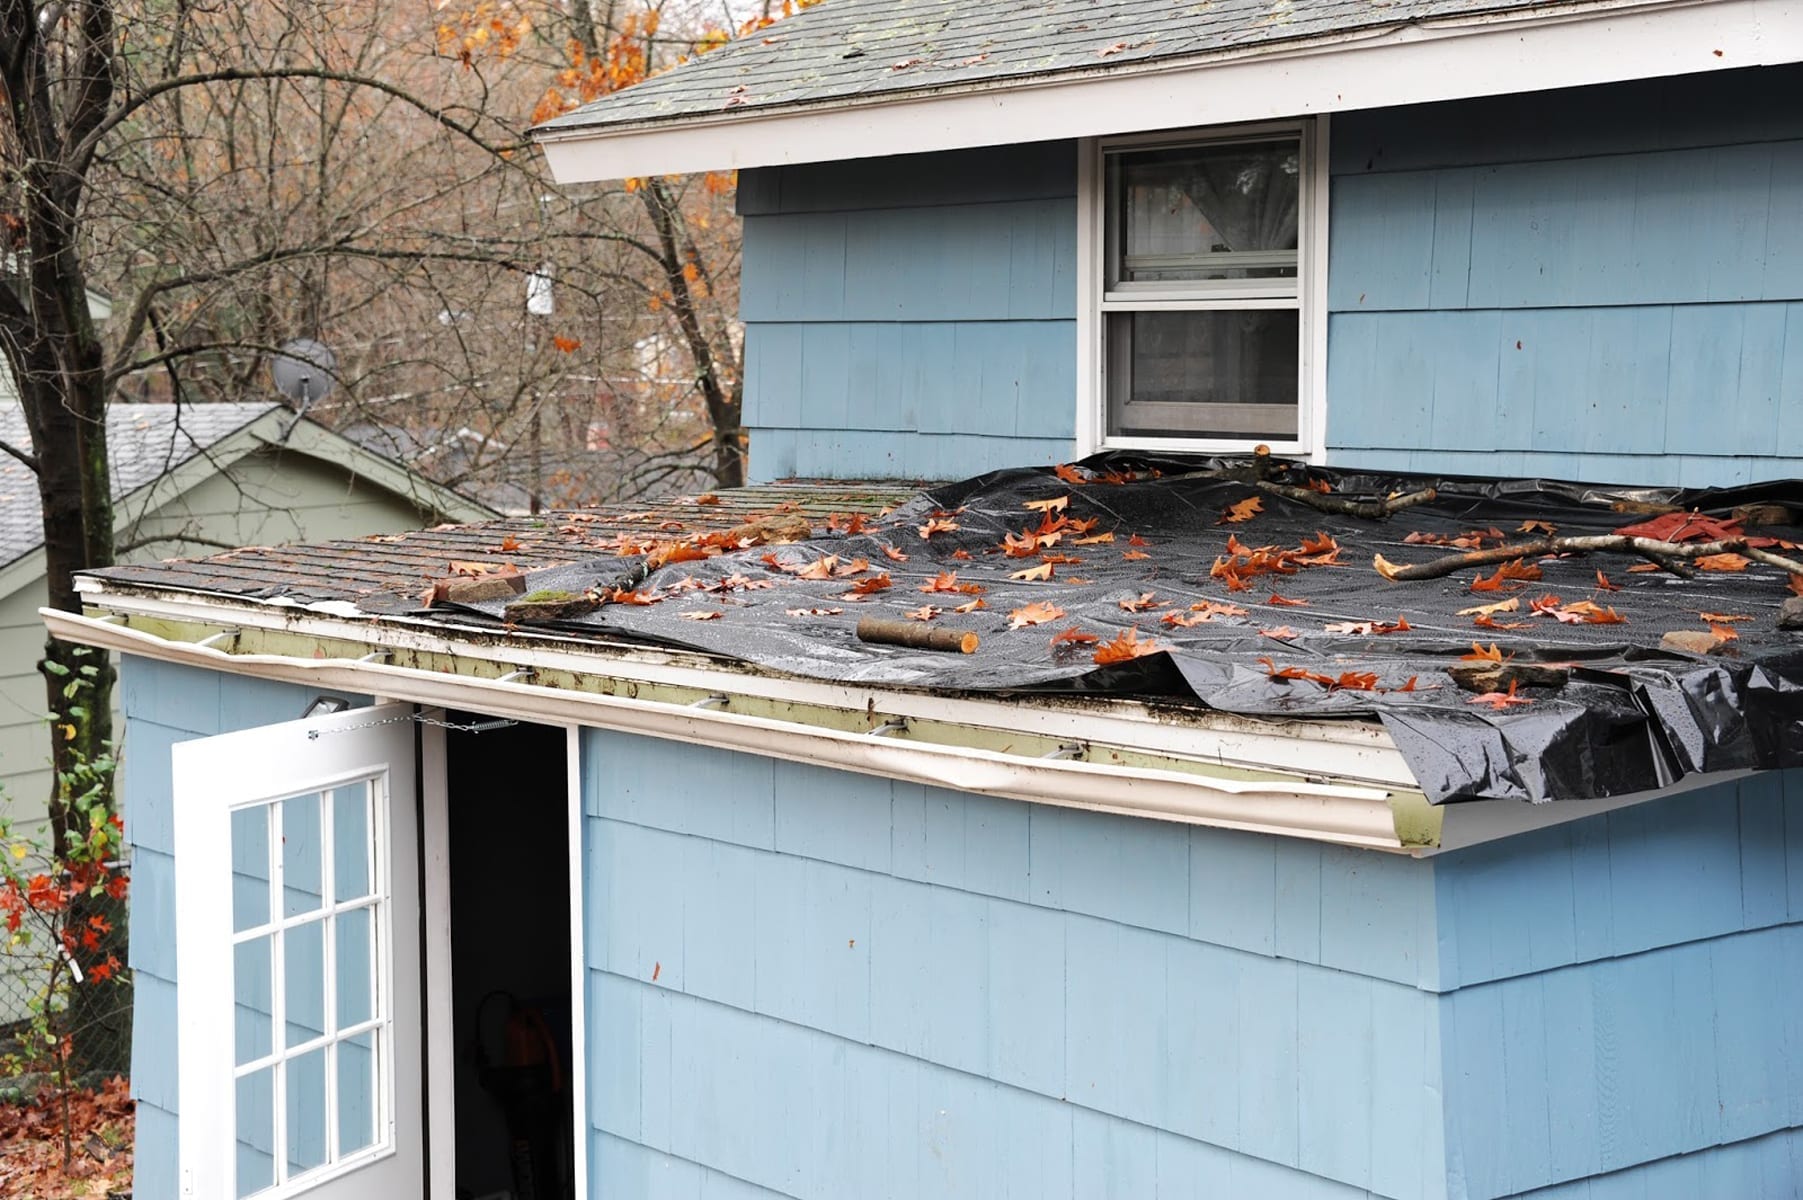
[426,455,1803,804]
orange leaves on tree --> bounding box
[1218,496,1263,525]
[1007,601,1066,630]
[1050,627,1100,648]
[1094,628,1162,665]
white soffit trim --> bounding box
[537,0,1798,180]
[48,607,1417,852]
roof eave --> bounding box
[535,0,1799,181]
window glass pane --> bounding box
[335,906,374,1028]
[281,794,324,917]
[230,806,270,934]
[1112,138,1299,284]
[286,1047,329,1176]
[332,784,372,903]
[1106,309,1299,440]
[285,920,327,1048]
[235,1066,276,1198]
[234,936,274,1067]
[337,1031,379,1156]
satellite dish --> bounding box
[271,338,337,406]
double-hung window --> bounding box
[1091,121,1323,454]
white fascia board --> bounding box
[47,606,1413,851]
[71,578,1418,788]
[537,0,1799,181]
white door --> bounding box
[173,703,423,1199]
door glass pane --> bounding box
[235,1067,276,1198]
[1106,309,1299,439]
[281,794,324,917]
[286,1047,329,1175]
[234,936,274,1066]
[335,906,374,1028]
[337,1032,379,1156]
[1111,138,1300,284]
[284,920,326,1048]
[230,806,270,933]
[332,784,372,902]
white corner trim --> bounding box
[1073,138,1101,458]
[420,717,456,1200]
[50,607,1413,850]
[564,726,590,1200]
[536,0,1798,181]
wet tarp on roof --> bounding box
[436,455,1803,806]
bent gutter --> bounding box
[47,607,1419,852]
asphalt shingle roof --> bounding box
[0,402,277,570]
[535,0,1590,133]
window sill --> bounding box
[1099,435,1313,458]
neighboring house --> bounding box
[0,402,494,815]
[47,4,1803,1200]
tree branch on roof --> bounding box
[1259,481,1439,520]
[1374,535,1803,582]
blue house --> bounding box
[56,1,1803,1197]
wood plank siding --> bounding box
[1327,66,1803,484]
[738,142,1080,481]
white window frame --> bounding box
[1076,117,1330,460]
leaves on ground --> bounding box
[0,1077,133,1198]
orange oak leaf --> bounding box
[881,544,909,562]
[1267,593,1310,607]
[1468,681,1533,710]
[795,556,841,580]
[1161,611,1211,628]
[1519,519,1557,536]
[1695,553,1752,572]
[1461,642,1507,663]
[1218,497,1263,525]
[918,517,960,539]
[1121,549,1152,561]
[842,573,892,596]
[1024,496,1070,513]
[1050,627,1100,647]
[1053,463,1090,485]
[1128,533,1150,547]
[921,571,984,594]
[1094,628,1161,665]
[1192,600,1249,618]
[1007,601,1066,630]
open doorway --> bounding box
[441,715,576,1200]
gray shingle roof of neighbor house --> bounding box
[0,402,277,570]
[532,0,1621,133]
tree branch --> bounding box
[1374,535,1803,582]
[0,438,40,472]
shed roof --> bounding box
[537,0,1583,135]
[77,457,1803,807]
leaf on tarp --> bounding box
[1258,626,1298,639]
[449,560,521,577]
[1468,680,1533,710]
[1191,600,1249,618]
[1457,597,1521,617]
[841,573,892,596]
[1519,519,1558,536]
[1050,627,1100,647]
[1613,510,1742,542]
[1699,612,1753,622]
[1094,628,1161,664]
[1695,553,1752,572]
[1267,593,1309,607]
[1007,601,1066,630]
[1073,531,1115,545]
[1217,496,1263,525]
[1594,569,1621,592]
[1709,623,1741,641]
[1010,562,1055,582]
[1121,549,1152,561]
[607,588,663,605]
[904,605,942,621]
[1791,574,1803,596]
[1053,463,1090,485]
[795,555,840,580]
[921,571,984,594]
[1160,611,1211,628]
[1462,641,1509,663]
[1473,614,1534,630]
[1118,591,1163,612]
[1128,533,1150,547]
[1470,559,1544,591]
[881,544,909,561]
[679,610,724,621]
[917,517,960,538]
[1024,495,1070,513]
[953,598,987,613]
[785,606,844,617]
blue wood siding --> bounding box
[582,730,1803,1198]
[1326,67,1803,484]
[738,142,1079,480]
[120,658,364,1200]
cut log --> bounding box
[856,616,979,654]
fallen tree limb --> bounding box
[1258,481,1439,520]
[1374,536,1803,582]
[856,617,979,654]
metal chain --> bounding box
[305,711,518,740]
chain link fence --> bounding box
[0,889,132,1101]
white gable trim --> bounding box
[538,0,1800,181]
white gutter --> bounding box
[536,0,1797,180]
[47,607,1412,851]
